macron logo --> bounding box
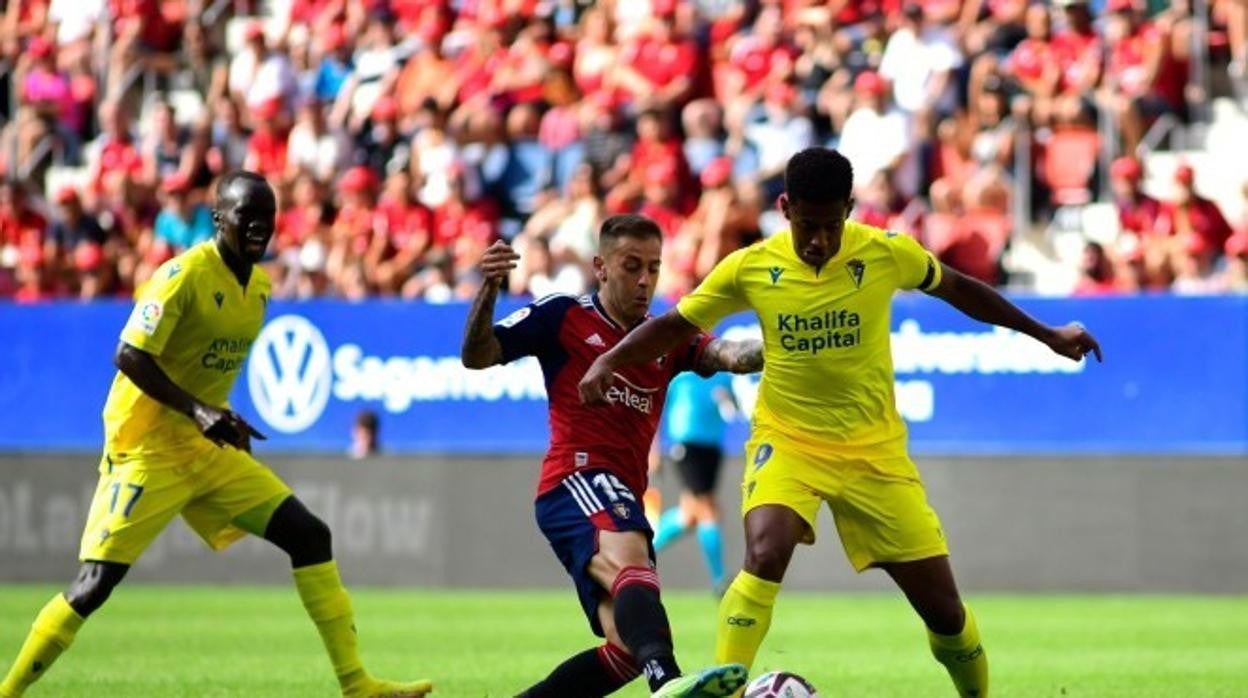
[585,333,606,348]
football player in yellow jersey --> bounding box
[580,148,1102,697]
[0,172,432,698]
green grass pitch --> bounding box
[2,586,1245,696]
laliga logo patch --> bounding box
[498,306,531,328]
[753,443,773,470]
[128,300,164,336]
[247,315,333,433]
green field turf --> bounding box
[1,587,1245,697]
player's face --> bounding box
[595,235,663,325]
[216,178,276,265]
[781,194,853,268]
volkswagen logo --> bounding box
[247,315,332,433]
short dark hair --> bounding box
[599,213,662,249]
[215,170,270,204]
[784,147,854,204]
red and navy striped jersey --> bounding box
[493,293,713,499]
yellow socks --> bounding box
[714,570,781,670]
[293,561,369,694]
[1,594,84,697]
[928,604,989,698]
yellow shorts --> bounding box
[741,430,948,572]
[79,446,292,564]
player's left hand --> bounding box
[227,412,267,453]
[1045,322,1102,363]
[579,356,615,405]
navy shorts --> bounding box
[535,468,654,636]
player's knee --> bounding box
[266,497,334,565]
[742,534,795,582]
[65,561,128,617]
[290,513,333,561]
[922,594,966,636]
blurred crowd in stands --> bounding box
[1,0,1246,303]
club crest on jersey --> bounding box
[613,502,630,519]
[846,258,866,289]
[769,266,784,284]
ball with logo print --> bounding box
[745,671,819,698]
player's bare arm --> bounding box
[579,309,700,404]
[461,240,521,369]
[697,337,765,375]
[928,263,1103,362]
[114,341,265,451]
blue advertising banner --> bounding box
[1,295,1244,455]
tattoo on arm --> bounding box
[461,283,504,369]
[699,338,764,374]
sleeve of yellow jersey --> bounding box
[119,260,193,356]
[676,247,750,330]
[887,230,943,292]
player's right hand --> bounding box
[193,403,268,451]
[479,240,520,287]
[579,356,615,405]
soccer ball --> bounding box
[745,671,819,697]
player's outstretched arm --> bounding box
[579,309,701,404]
[114,342,265,449]
[461,240,520,369]
[696,337,764,375]
[927,264,1103,363]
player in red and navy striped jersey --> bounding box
[462,214,762,698]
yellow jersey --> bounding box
[103,242,271,462]
[676,222,941,457]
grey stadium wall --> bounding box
[0,455,1245,593]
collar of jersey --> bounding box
[773,223,862,273]
[590,292,651,333]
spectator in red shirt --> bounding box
[1110,156,1162,238]
[638,161,685,240]
[1156,164,1233,266]
[722,7,795,105]
[87,100,143,208]
[245,100,290,181]
[1,0,48,61]
[0,180,47,260]
[490,19,552,106]
[367,171,433,294]
[1003,4,1060,125]
[573,7,620,105]
[607,109,688,213]
[681,156,760,282]
[328,165,379,289]
[275,173,328,253]
[107,0,183,99]
[419,166,498,300]
[1072,241,1122,295]
[613,12,701,111]
[1102,0,1183,154]
[1050,0,1101,126]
